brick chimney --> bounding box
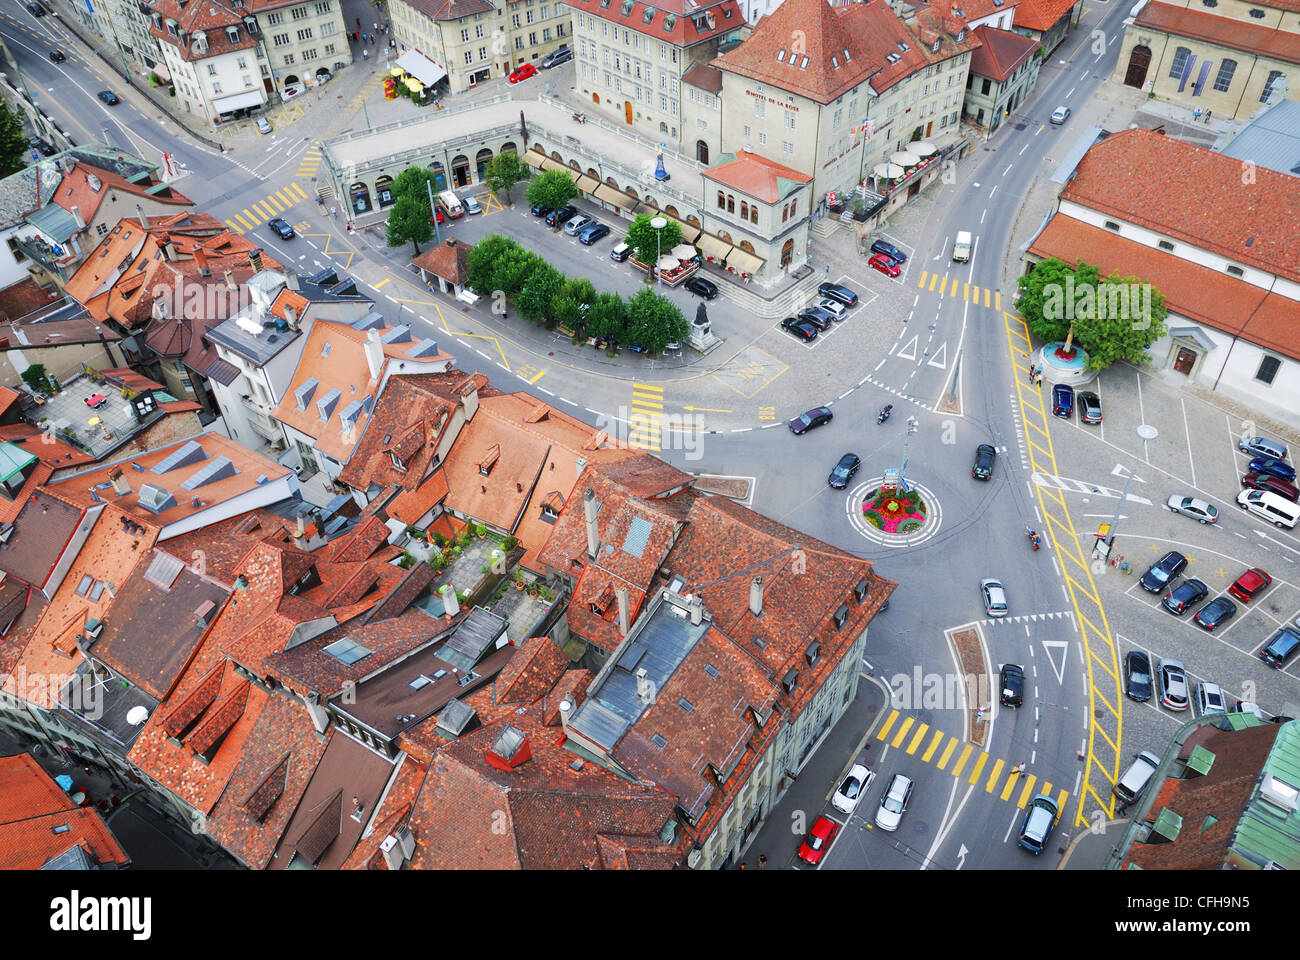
[249,247,264,273]
[284,303,298,330]
[224,268,236,291]
[616,586,630,637]
[108,467,131,496]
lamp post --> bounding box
[1102,423,1158,559]
[650,215,667,289]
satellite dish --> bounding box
[126,705,150,726]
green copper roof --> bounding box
[0,442,37,484]
[1229,719,1300,869]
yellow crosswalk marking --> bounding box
[634,382,663,393]
[963,282,969,301]
[984,758,1005,792]
[291,183,308,200]
[877,709,900,742]
[632,399,664,410]
[265,195,285,213]
[241,208,261,225]
[999,766,1021,800]
[927,272,938,292]
[1040,781,1054,799]
[967,751,989,785]
[254,201,275,219]
[984,287,991,308]
[890,716,915,748]
[1016,774,1039,808]
[995,291,1002,311]
[225,219,244,234]
[276,189,296,207]
[922,729,945,763]
[917,271,927,289]
[234,213,254,230]
[905,722,929,755]
[951,743,973,776]
[970,285,979,304]
[1056,788,1069,814]
[936,737,958,770]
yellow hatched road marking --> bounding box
[967,751,989,785]
[935,737,958,770]
[905,723,929,755]
[1016,774,1039,808]
[890,716,915,748]
[374,278,392,289]
[984,758,1005,793]
[876,710,900,741]
[951,743,973,776]
[922,729,945,762]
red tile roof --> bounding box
[1058,129,1300,284]
[704,151,812,203]
[0,755,128,869]
[569,0,744,47]
[340,755,425,870]
[51,162,191,225]
[411,238,471,284]
[494,635,569,706]
[1013,0,1080,32]
[1135,0,1300,63]
[969,24,1039,81]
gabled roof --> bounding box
[0,755,128,870]
[494,635,569,706]
[0,487,86,593]
[969,24,1039,81]
[411,238,471,285]
[704,151,812,203]
[51,162,191,225]
[1013,0,1080,32]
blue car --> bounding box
[1248,457,1296,482]
[1051,383,1074,419]
[578,222,610,245]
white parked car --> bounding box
[815,297,847,319]
[874,773,913,832]
[463,194,482,215]
[831,763,875,815]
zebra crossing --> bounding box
[628,382,664,452]
[224,182,310,234]
[296,145,324,180]
[914,271,1004,310]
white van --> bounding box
[952,231,972,262]
[436,190,465,219]
[1113,750,1160,804]
[1237,488,1300,529]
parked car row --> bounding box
[779,283,861,342]
[1236,436,1297,528]
[1050,383,1101,424]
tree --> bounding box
[496,248,544,299]
[625,288,687,353]
[516,262,565,324]
[0,100,28,179]
[585,292,627,343]
[1018,257,1084,346]
[484,152,529,206]
[626,213,683,272]
[467,234,517,293]
[386,194,433,255]
[524,168,578,215]
[551,274,595,332]
[391,165,441,205]
[20,363,51,394]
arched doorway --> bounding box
[780,238,794,268]
[500,142,518,154]
[1124,45,1152,88]
[451,154,470,187]
[349,182,372,214]
[375,175,395,208]
[475,147,494,182]
[696,140,709,164]
[665,205,679,218]
[284,74,300,87]
[430,161,447,190]
[314,66,331,82]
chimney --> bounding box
[249,247,264,273]
[284,303,298,330]
[194,246,210,277]
[749,576,764,617]
[152,289,169,321]
[558,697,573,734]
[136,201,147,229]
[161,235,178,261]
[583,489,599,559]
[108,467,131,496]
[364,327,383,381]
[616,586,630,637]
[303,691,329,734]
[69,205,85,230]
[689,596,703,626]
[294,511,307,538]
[440,583,459,617]
[635,667,652,703]
[194,600,216,628]
[224,268,236,291]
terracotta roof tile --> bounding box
[969,25,1038,81]
[704,151,812,203]
[569,0,744,47]
[494,635,569,705]
[340,755,425,870]
[1014,0,1089,31]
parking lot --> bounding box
[1040,360,1300,756]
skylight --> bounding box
[776,49,785,62]
[323,637,371,665]
[800,56,809,69]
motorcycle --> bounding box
[1026,527,1041,551]
[877,404,893,424]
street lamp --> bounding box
[650,215,667,289]
[1101,423,1158,561]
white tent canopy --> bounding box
[394,50,448,88]
[669,244,697,260]
[891,151,921,167]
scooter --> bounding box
[877,404,893,424]
[1026,527,1041,551]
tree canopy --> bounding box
[484,151,529,205]
[625,287,688,353]
[385,194,433,255]
[626,213,683,269]
[524,168,578,213]
[0,101,30,179]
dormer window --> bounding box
[832,55,839,69]
[389,451,406,471]
[166,20,177,37]
[662,12,675,30]
[621,0,633,15]
[956,28,966,41]
[642,5,655,23]
[227,26,240,43]
[931,39,941,52]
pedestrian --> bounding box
[1014,762,1027,775]
[361,32,367,43]
[330,205,338,219]
[371,34,376,45]
[363,48,369,60]
[356,16,361,28]
[373,21,379,31]
[1204,110,1212,123]
[757,854,767,868]
[1035,372,1043,386]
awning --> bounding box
[540,156,568,172]
[594,183,635,208]
[669,217,701,243]
[150,63,171,83]
[695,233,733,261]
[726,246,765,274]
[574,173,599,193]
[213,89,265,113]
[394,49,448,87]
[522,151,547,170]
[669,244,697,260]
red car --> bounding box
[430,208,445,225]
[1241,472,1299,503]
[1228,567,1272,603]
[509,63,538,84]
[797,815,840,866]
[868,253,901,278]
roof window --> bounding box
[323,637,371,665]
[776,49,785,62]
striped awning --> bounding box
[594,183,635,208]
[695,232,733,261]
[540,156,568,172]
[726,246,765,275]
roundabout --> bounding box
[845,477,944,549]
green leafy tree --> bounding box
[0,101,29,179]
[625,213,683,271]
[1018,258,1097,346]
[585,292,627,343]
[385,194,433,255]
[467,234,518,293]
[551,294,582,332]
[20,363,51,394]
[516,262,565,324]
[391,165,441,205]
[524,169,578,215]
[560,276,596,311]
[484,152,529,205]
[496,248,544,299]
[625,288,687,353]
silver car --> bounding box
[563,213,593,235]
[1050,105,1070,124]
[815,297,847,319]
[981,578,1008,618]
[1196,681,1227,716]
[1165,495,1218,524]
[1239,436,1287,461]
[874,773,913,832]
[1158,658,1189,711]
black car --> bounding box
[1078,391,1102,424]
[97,90,121,105]
[26,2,45,16]
[801,304,837,326]
[972,443,996,480]
[1140,550,1187,593]
[28,136,57,157]
[818,281,858,307]
[530,203,553,218]
[684,275,718,299]
[540,47,573,68]
[789,406,832,435]
[545,205,577,227]
[267,218,295,239]
[1193,596,1238,631]
[781,317,818,341]
[1000,663,1025,707]
[870,239,907,263]
[797,310,833,332]
[49,50,66,63]
[828,453,860,489]
[1124,650,1153,701]
[1161,577,1208,615]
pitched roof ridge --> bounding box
[161,658,225,738]
[184,673,251,755]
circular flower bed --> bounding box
[862,488,928,534]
